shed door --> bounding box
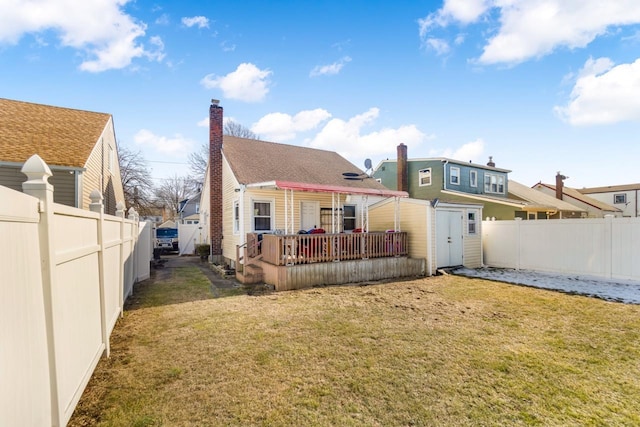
[436,209,463,268]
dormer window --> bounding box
[419,168,431,186]
[484,173,505,194]
[450,167,460,185]
[470,170,477,188]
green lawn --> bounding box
[69,266,640,426]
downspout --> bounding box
[239,184,246,245]
[442,160,449,192]
[426,203,433,276]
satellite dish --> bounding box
[364,158,372,170]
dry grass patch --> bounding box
[70,268,640,426]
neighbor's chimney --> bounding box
[397,143,408,192]
[487,156,495,167]
[209,99,223,263]
[555,172,567,200]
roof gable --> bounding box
[535,182,621,212]
[508,180,585,211]
[222,136,397,194]
[0,98,111,168]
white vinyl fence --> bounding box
[1,155,151,427]
[178,222,206,255]
[482,217,640,281]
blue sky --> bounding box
[1,0,639,189]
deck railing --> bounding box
[253,231,407,266]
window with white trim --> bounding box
[252,201,272,231]
[470,170,477,188]
[343,205,356,231]
[419,168,432,186]
[450,167,460,185]
[614,193,627,204]
[484,173,505,194]
[233,200,240,234]
[468,210,478,234]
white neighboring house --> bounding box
[578,184,640,218]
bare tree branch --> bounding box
[154,175,197,220]
[224,119,258,139]
[118,145,156,215]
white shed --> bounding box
[368,198,483,275]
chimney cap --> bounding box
[211,99,220,105]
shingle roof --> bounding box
[0,98,111,168]
[508,180,585,212]
[223,136,401,194]
[535,182,621,212]
[578,183,640,194]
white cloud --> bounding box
[134,129,194,155]
[200,63,272,103]
[182,16,209,29]
[419,0,489,37]
[419,1,640,65]
[554,57,640,125]
[308,108,431,166]
[251,109,332,141]
[309,56,352,77]
[435,138,485,162]
[425,38,450,55]
[0,0,164,72]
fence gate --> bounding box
[436,209,464,268]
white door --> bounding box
[300,201,319,232]
[436,209,464,267]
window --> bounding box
[470,170,477,188]
[484,173,505,194]
[419,168,432,186]
[253,201,272,231]
[233,201,240,234]
[614,193,627,204]
[195,203,200,214]
[468,211,477,235]
[450,167,460,185]
[343,205,356,231]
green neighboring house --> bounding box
[373,144,584,220]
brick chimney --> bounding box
[397,143,408,192]
[555,172,567,200]
[209,100,223,263]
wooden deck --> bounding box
[236,232,421,291]
[258,231,408,266]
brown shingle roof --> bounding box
[508,180,585,212]
[223,136,397,193]
[0,98,111,168]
